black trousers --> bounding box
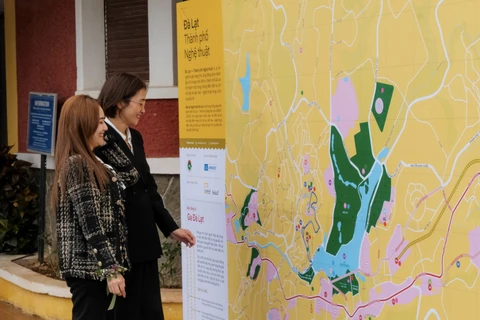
[113,260,164,320]
[66,277,112,320]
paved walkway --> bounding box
[0,301,42,320]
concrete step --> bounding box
[0,301,43,320]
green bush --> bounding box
[159,240,182,288]
[0,146,40,254]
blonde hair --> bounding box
[51,95,110,210]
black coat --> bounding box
[96,124,179,262]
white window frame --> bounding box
[75,0,179,99]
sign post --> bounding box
[177,1,229,319]
[27,92,57,263]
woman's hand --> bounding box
[107,274,126,298]
[171,228,196,247]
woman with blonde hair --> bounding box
[52,95,139,320]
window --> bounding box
[104,0,150,81]
[75,0,180,99]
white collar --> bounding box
[105,117,134,153]
[105,117,129,140]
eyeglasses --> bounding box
[127,99,146,107]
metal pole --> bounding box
[38,154,46,263]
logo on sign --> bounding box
[204,164,217,172]
[187,160,192,171]
[203,182,219,196]
[204,182,210,195]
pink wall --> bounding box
[16,0,76,153]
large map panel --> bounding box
[224,0,480,319]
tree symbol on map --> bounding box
[246,247,261,280]
[240,189,262,230]
[371,82,394,132]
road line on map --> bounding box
[443,132,479,185]
[404,186,442,233]
[330,269,359,284]
[384,0,449,164]
[397,160,480,259]
[442,189,453,213]
[260,247,473,318]
[255,166,480,317]
[237,167,480,309]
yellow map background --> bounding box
[224,0,480,319]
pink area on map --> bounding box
[245,192,259,227]
[420,276,443,296]
[331,77,359,138]
[226,211,237,244]
[370,278,416,306]
[249,256,262,279]
[468,227,480,269]
[320,278,333,298]
[303,155,311,174]
[359,235,372,276]
[315,279,341,319]
[375,98,384,114]
[267,308,282,320]
[267,261,277,282]
[324,164,335,197]
[386,224,411,275]
[395,285,420,305]
[288,299,297,309]
[355,275,434,318]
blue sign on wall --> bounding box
[27,92,57,156]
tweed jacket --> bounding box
[56,142,139,281]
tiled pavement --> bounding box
[0,301,42,320]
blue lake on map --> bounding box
[240,53,251,112]
[309,147,389,278]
